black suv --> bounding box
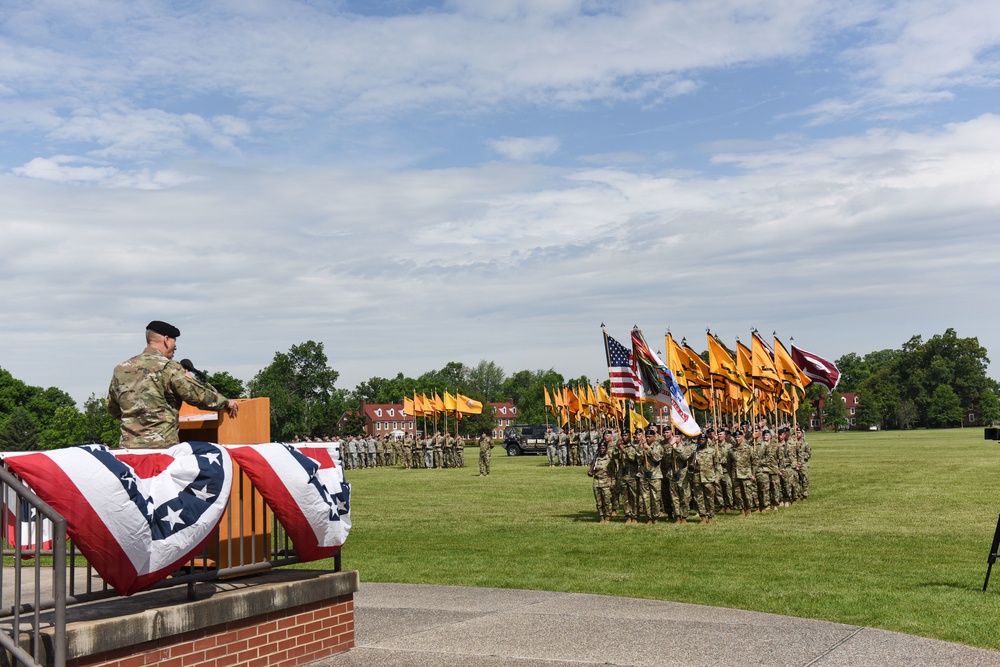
[503,424,555,456]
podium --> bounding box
[179,398,271,570]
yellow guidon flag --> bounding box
[629,408,649,430]
[455,393,483,415]
[443,391,458,414]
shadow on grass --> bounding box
[918,580,991,593]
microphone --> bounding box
[180,358,208,382]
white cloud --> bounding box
[487,136,560,161]
[2,114,999,401]
[12,155,194,188]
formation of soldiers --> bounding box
[332,432,472,471]
[543,425,602,468]
[587,422,811,525]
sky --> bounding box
[2,0,999,405]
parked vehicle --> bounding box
[503,424,553,456]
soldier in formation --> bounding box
[587,421,813,524]
[478,431,494,476]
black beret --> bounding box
[147,320,180,338]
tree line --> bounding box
[1,327,996,450]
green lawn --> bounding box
[317,430,1000,651]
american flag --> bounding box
[604,331,640,399]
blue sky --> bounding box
[2,0,999,404]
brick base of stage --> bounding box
[16,570,359,667]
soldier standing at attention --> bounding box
[402,433,413,469]
[107,320,239,448]
[796,427,811,500]
[569,427,581,466]
[588,440,615,523]
[640,429,664,525]
[478,432,494,476]
[691,434,718,525]
[433,431,444,469]
[667,432,695,524]
[545,427,558,467]
[557,427,570,467]
[455,434,465,468]
[729,429,756,516]
[621,431,641,525]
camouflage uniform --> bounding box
[557,429,569,466]
[478,433,493,475]
[402,434,413,469]
[579,429,591,466]
[455,436,465,468]
[640,435,664,523]
[667,436,696,522]
[107,346,229,448]
[729,434,756,515]
[621,436,642,524]
[433,433,444,469]
[545,428,558,467]
[779,431,799,504]
[589,447,616,522]
[797,431,811,498]
[714,433,734,513]
[423,437,434,469]
[691,443,718,522]
[444,435,456,468]
[568,428,581,466]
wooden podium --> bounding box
[179,398,271,570]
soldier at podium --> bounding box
[107,320,240,448]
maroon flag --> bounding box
[604,330,640,399]
[791,344,841,392]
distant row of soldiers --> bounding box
[335,432,471,470]
[588,424,811,525]
[544,426,602,467]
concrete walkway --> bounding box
[309,583,1000,667]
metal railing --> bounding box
[0,459,342,667]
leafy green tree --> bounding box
[81,394,122,445]
[352,373,416,406]
[499,368,564,425]
[822,392,849,431]
[38,405,84,449]
[467,361,506,402]
[248,341,341,440]
[895,399,918,429]
[0,407,39,451]
[206,371,246,399]
[927,384,963,427]
[978,389,1000,426]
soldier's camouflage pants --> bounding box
[569,446,579,466]
[642,477,662,520]
[479,450,491,475]
[547,445,558,466]
[558,446,568,466]
[612,475,628,516]
[594,484,612,518]
[455,447,464,468]
[781,468,799,502]
[668,473,691,519]
[799,464,810,498]
[402,449,412,469]
[693,481,716,518]
[715,471,733,509]
[734,477,756,510]
[625,476,641,519]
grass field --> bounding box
[315,429,1000,651]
